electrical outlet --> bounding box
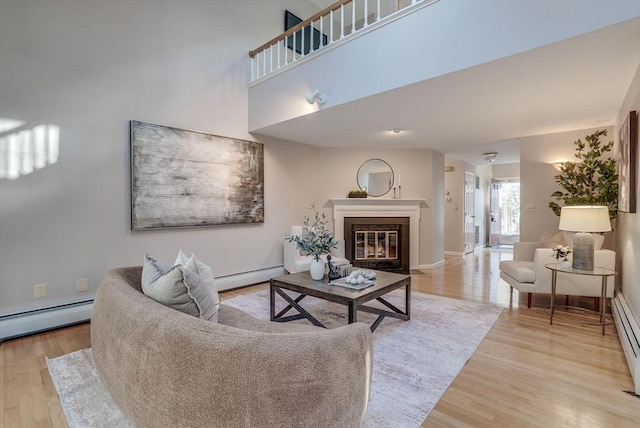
[76,278,89,292]
[527,204,535,212]
[34,283,47,298]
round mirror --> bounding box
[357,159,394,197]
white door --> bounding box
[464,172,475,254]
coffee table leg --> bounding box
[270,280,275,321]
[406,280,411,320]
[348,302,357,324]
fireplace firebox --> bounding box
[344,217,409,274]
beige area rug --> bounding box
[47,290,502,428]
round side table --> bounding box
[545,263,617,335]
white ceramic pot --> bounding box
[309,258,325,280]
[560,259,571,269]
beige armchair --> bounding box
[499,242,615,308]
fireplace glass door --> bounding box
[355,231,398,261]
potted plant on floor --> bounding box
[286,203,337,280]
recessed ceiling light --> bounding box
[388,128,403,134]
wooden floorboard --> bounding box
[1,248,638,427]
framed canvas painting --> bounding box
[618,110,638,213]
[130,121,264,230]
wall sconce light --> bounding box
[483,152,498,163]
[306,89,326,105]
[552,162,566,171]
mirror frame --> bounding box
[356,158,394,197]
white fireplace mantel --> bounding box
[330,198,426,269]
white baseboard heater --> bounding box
[0,300,93,343]
[0,266,287,342]
[611,291,640,395]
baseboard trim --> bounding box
[444,251,464,257]
[0,266,286,342]
[611,291,640,395]
[216,266,285,291]
[0,300,93,343]
[418,260,445,270]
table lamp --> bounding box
[558,206,611,270]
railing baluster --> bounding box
[340,4,344,39]
[330,10,334,43]
[301,22,305,57]
[364,0,368,27]
[293,31,297,61]
[248,0,436,81]
[277,39,281,69]
[351,0,355,34]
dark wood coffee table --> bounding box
[270,270,410,332]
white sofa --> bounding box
[284,225,350,274]
[499,241,615,308]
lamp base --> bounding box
[572,232,594,270]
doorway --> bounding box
[488,179,520,246]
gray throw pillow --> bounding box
[141,254,217,321]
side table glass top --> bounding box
[545,263,616,277]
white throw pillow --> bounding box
[175,250,220,321]
[142,254,217,321]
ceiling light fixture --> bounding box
[388,128,403,134]
[306,89,326,105]
[483,151,498,163]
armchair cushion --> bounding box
[500,261,535,283]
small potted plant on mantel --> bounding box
[286,204,337,280]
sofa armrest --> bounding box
[513,242,538,261]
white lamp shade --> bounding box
[558,206,611,232]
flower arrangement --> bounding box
[286,204,337,261]
[551,245,572,261]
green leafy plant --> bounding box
[286,203,337,261]
[548,129,618,220]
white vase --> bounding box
[560,259,571,269]
[309,258,325,280]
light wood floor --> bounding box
[2,248,638,427]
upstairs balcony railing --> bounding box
[248,0,438,82]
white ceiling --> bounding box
[252,17,640,165]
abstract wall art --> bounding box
[618,110,638,213]
[130,120,264,230]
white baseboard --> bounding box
[611,291,640,395]
[0,266,286,342]
[418,259,445,270]
[216,266,285,291]
[0,301,93,342]
[444,251,464,257]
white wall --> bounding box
[614,63,640,326]
[492,163,520,179]
[315,148,444,268]
[519,126,614,242]
[0,0,324,315]
[444,161,463,253]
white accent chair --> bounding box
[499,241,615,308]
[283,225,350,274]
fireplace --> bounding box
[331,198,424,271]
[345,217,410,274]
